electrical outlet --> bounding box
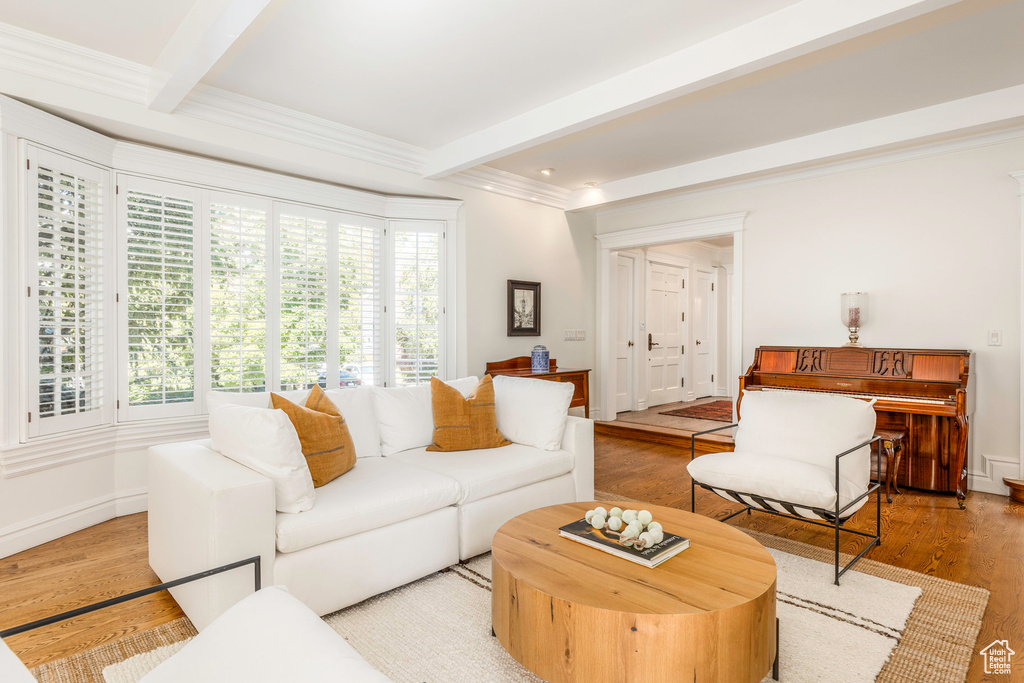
[988,329,1003,346]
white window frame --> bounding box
[117,174,199,421]
[386,219,446,386]
[22,143,115,438]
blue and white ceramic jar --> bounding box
[531,345,550,373]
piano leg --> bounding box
[955,414,969,510]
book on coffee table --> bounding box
[558,519,690,568]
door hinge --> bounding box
[681,279,685,289]
[443,306,446,314]
[117,400,120,409]
[26,159,30,170]
[681,378,685,388]
[26,286,30,297]
[712,374,715,382]
[116,292,119,302]
[681,312,685,322]
[681,345,684,354]
[384,305,387,313]
[443,231,446,239]
[27,412,31,423]
[711,283,715,291]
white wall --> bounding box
[597,138,1024,495]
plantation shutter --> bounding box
[26,146,112,437]
[337,218,382,387]
[278,206,330,391]
[209,193,269,393]
[391,221,442,386]
[119,176,196,419]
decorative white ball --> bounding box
[607,516,623,531]
[647,521,663,535]
[621,510,638,524]
[638,510,653,526]
[634,533,652,550]
[619,525,639,541]
[591,514,606,530]
[609,507,623,518]
[626,520,644,536]
[585,510,596,523]
[594,506,607,519]
[650,530,665,545]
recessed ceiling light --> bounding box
[584,182,598,187]
[540,168,555,176]
[484,185,494,190]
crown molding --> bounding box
[591,114,1024,218]
[177,85,428,174]
[596,212,747,250]
[1012,169,1024,194]
[385,196,463,221]
[0,22,148,104]
[0,94,116,164]
[449,165,571,210]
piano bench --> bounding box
[874,429,906,504]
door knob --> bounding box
[696,340,702,345]
[648,333,659,351]
[628,340,634,347]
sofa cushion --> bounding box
[208,388,309,410]
[373,377,479,456]
[272,388,356,487]
[735,390,876,489]
[139,586,392,683]
[687,451,869,517]
[492,375,575,451]
[388,443,573,505]
[427,376,510,452]
[209,403,315,514]
[325,386,381,458]
[275,457,460,553]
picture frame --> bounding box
[507,280,541,336]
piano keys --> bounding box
[739,346,973,508]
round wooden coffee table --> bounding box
[492,501,777,683]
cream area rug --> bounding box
[95,544,984,683]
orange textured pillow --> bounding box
[427,375,511,452]
[271,385,355,487]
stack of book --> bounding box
[559,519,690,568]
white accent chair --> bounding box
[687,390,881,584]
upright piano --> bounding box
[739,346,974,508]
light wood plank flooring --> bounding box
[0,432,1021,681]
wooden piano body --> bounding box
[739,346,974,507]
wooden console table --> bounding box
[485,357,591,418]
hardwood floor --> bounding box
[0,431,1021,681]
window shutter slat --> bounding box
[125,187,196,410]
[209,201,267,392]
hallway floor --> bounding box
[614,395,734,433]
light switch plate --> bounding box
[988,330,1003,346]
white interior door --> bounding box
[615,255,635,413]
[693,267,716,398]
[646,261,685,407]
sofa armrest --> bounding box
[0,639,35,683]
[148,440,276,631]
[561,416,594,501]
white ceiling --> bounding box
[204,0,800,148]
[0,0,1021,209]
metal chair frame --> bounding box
[690,424,882,585]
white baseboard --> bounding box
[0,487,149,559]
[967,452,1018,496]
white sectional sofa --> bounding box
[148,377,594,630]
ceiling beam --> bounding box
[564,84,1024,211]
[422,0,961,180]
[148,0,276,114]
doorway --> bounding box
[595,212,745,422]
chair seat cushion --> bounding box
[139,586,391,682]
[387,443,573,505]
[275,457,460,553]
[687,451,869,518]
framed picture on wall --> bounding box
[507,280,541,336]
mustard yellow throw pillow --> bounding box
[427,375,511,452]
[271,385,356,487]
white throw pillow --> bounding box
[208,404,315,513]
[373,377,479,456]
[492,375,575,451]
[325,386,381,458]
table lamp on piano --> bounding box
[841,292,867,347]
